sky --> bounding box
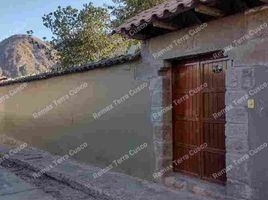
[0,0,114,41]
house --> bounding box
[114,0,268,199]
[0,0,268,200]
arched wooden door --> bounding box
[172,57,228,184]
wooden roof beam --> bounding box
[199,0,218,5]
[195,4,225,17]
[152,21,178,31]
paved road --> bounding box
[0,144,99,200]
[0,161,101,200]
[0,147,216,200]
[0,166,56,200]
[0,142,220,200]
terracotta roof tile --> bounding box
[115,0,197,33]
[0,52,141,87]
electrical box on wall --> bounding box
[248,99,255,109]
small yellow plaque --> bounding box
[248,99,255,109]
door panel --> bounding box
[203,92,225,120]
[174,121,199,146]
[201,60,227,183]
[173,95,199,119]
[174,146,201,177]
[173,63,201,178]
[203,151,226,183]
[203,122,225,150]
[173,58,227,184]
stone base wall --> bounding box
[226,65,252,200]
[150,66,173,175]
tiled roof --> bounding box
[115,0,197,33]
[116,0,267,35]
[0,52,141,87]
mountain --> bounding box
[0,34,56,79]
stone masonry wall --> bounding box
[151,67,173,176]
[225,64,252,200]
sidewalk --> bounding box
[0,146,217,200]
[0,166,55,200]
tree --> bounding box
[110,0,166,27]
[42,3,132,69]
[26,30,56,62]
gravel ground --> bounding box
[0,160,101,200]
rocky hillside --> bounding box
[0,35,56,79]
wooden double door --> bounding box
[172,57,228,184]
